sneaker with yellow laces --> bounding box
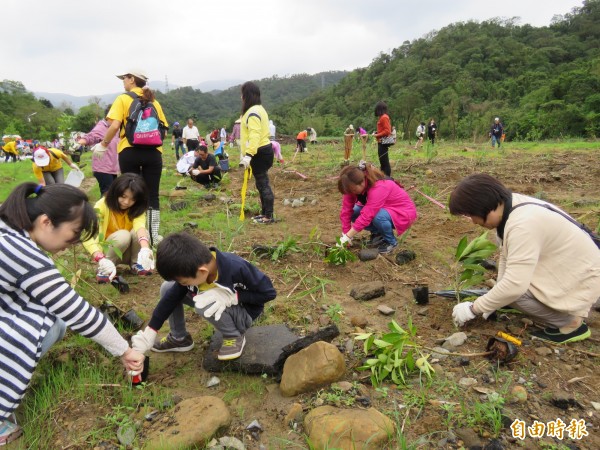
[151,332,194,353]
[218,335,246,360]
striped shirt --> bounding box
[0,220,128,418]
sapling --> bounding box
[324,238,357,266]
[450,231,497,301]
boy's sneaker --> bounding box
[0,417,23,445]
[377,242,398,255]
[152,333,194,353]
[531,323,590,344]
[131,263,152,276]
[218,335,246,360]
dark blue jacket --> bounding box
[148,248,276,330]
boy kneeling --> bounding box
[132,232,276,360]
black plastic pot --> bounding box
[412,285,429,305]
[486,337,519,364]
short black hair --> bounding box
[156,232,213,280]
[449,173,512,219]
[104,173,148,220]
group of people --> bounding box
[0,74,597,445]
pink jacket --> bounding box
[271,140,283,161]
[340,179,417,234]
[81,119,120,175]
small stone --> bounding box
[425,169,433,176]
[459,377,477,387]
[459,358,470,366]
[207,376,220,387]
[318,314,330,326]
[303,314,313,324]
[430,347,451,360]
[314,398,324,406]
[203,193,217,201]
[311,199,318,205]
[521,318,534,326]
[350,281,385,301]
[350,316,368,328]
[590,401,600,411]
[299,197,306,202]
[443,332,468,348]
[246,419,263,431]
[511,385,528,403]
[284,403,304,425]
[117,424,136,446]
[377,305,395,315]
[344,339,354,354]
[283,199,291,206]
[291,199,303,208]
[333,381,354,392]
[217,436,245,450]
[417,307,429,316]
[355,396,371,407]
[358,248,379,262]
[518,377,526,384]
[535,347,553,356]
[395,250,416,265]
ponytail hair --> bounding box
[0,182,98,241]
[338,162,386,195]
[140,85,155,103]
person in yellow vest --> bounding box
[2,140,20,163]
[32,147,79,185]
[82,173,154,283]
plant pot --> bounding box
[486,337,519,364]
[412,285,429,305]
[121,309,144,331]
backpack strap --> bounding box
[511,202,600,249]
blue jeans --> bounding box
[40,319,67,357]
[491,135,501,147]
[351,205,397,245]
[174,139,184,159]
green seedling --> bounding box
[450,231,497,301]
[324,238,357,266]
[355,318,435,387]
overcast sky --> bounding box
[2,0,582,96]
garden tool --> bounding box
[239,166,252,221]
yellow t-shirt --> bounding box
[240,105,270,157]
[32,148,65,182]
[106,210,134,237]
[197,252,218,291]
[107,87,169,153]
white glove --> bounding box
[452,301,476,327]
[70,163,79,170]
[97,257,117,280]
[337,234,352,247]
[191,169,200,176]
[131,327,158,354]
[137,247,155,271]
[91,142,108,160]
[193,283,238,321]
[239,155,251,169]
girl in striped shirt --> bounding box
[0,182,144,445]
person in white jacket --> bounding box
[448,173,600,344]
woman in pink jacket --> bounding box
[338,162,417,254]
[78,105,120,196]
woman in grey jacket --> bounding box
[448,173,600,344]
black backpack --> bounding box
[124,92,167,147]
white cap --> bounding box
[33,149,50,167]
[116,70,149,81]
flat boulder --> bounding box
[280,342,346,397]
[304,406,395,450]
[143,396,230,449]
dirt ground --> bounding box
[55,147,600,449]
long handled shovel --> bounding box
[239,166,252,221]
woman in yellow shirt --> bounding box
[31,147,79,185]
[83,173,155,283]
[93,70,169,247]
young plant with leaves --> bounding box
[450,231,497,301]
[354,318,434,387]
[324,238,357,266]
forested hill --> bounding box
[154,71,348,128]
[272,0,600,140]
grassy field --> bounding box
[4,139,600,449]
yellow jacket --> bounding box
[2,141,18,155]
[240,105,270,157]
[82,197,147,255]
[32,148,66,182]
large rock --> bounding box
[304,406,395,450]
[203,324,339,376]
[280,342,346,397]
[144,397,230,449]
[349,281,385,301]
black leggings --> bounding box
[250,144,274,218]
[119,147,163,209]
[377,143,392,177]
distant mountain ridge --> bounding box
[33,78,245,111]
